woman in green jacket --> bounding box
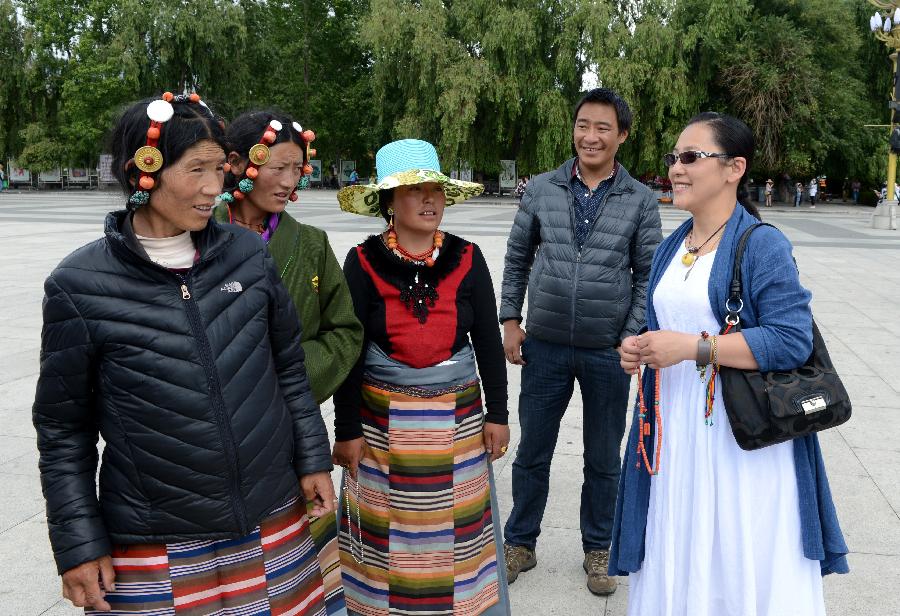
[216,110,363,616]
[216,110,363,403]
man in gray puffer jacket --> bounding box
[500,88,662,596]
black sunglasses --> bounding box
[663,151,733,167]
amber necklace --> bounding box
[681,221,727,280]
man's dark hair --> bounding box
[111,96,226,208]
[573,88,633,134]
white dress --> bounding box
[627,243,826,616]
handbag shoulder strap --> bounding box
[725,222,777,324]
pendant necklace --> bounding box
[681,220,727,280]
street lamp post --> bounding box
[870,1,900,229]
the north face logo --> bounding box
[220,281,243,293]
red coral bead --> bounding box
[289,192,299,202]
[233,190,244,200]
[162,92,174,102]
[303,163,313,175]
[246,167,258,179]
[302,130,316,143]
[424,257,435,267]
[189,93,200,103]
[139,175,155,190]
[146,126,160,140]
[223,163,231,174]
[263,131,276,144]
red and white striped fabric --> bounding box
[86,498,332,616]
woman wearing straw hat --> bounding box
[333,139,512,615]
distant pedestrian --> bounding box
[808,178,818,207]
[0,163,5,193]
[764,178,774,207]
[851,179,861,204]
[514,176,528,199]
[794,182,803,207]
[348,168,359,185]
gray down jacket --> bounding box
[499,159,662,348]
[33,211,332,574]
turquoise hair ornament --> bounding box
[298,176,310,190]
[129,190,150,207]
[218,192,234,203]
[238,178,254,194]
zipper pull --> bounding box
[180,284,191,300]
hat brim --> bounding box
[337,169,484,216]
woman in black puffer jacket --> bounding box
[33,94,337,615]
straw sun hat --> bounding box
[337,139,483,217]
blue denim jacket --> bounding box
[609,204,849,576]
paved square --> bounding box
[1,190,897,615]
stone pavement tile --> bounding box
[817,429,868,478]
[0,472,45,534]
[828,471,900,555]
[819,325,900,350]
[813,308,879,331]
[1,448,40,477]
[493,451,586,533]
[0,516,65,615]
[0,323,41,342]
[506,526,608,615]
[823,553,900,616]
[838,375,900,410]
[852,447,900,514]
[36,599,80,616]
[605,579,629,616]
[837,405,900,453]
[0,375,38,415]
[0,347,40,383]
[855,344,900,394]
[0,434,37,464]
[0,409,37,439]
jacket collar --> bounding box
[550,157,634,194]
[105,209,236,267]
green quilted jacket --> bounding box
[214,207,363,402]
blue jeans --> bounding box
[504,337,631,553]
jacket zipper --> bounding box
[566,180,630,346]
[176,272,249,535]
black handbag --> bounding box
[717,223,852,450]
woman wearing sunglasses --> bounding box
[609,113,847,615]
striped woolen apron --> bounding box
[338,380,501,616]
[87,497,345,616]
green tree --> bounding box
[0,0,27,159]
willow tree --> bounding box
[360,0,589,174]
[0,0,26,159]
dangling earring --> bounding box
[386,208,397,249]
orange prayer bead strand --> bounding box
[635,365,663,475]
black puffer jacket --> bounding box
[33,211,332,575]
[499,159,662,348]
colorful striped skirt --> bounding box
[87,497,348,615]
[338,379,510,616]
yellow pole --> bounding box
[890,52,899,201]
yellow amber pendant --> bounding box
[681,251,697,267]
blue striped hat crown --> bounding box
[376,139,441,182]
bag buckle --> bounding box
[800,395,827,414]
